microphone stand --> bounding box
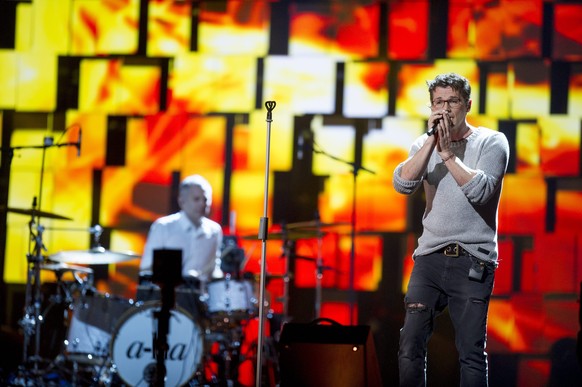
[6,135,79,381]
[310,138,375,325]
[255,100,276,387]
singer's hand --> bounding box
[428,110,447,134]
[435,111,454,158]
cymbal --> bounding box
[241,230,323,241]
[286,220,350,230]
[49,246,140,265]
[2,206,72,221]
[40,262,93,275]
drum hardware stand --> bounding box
[4,131,80,383]
[279,236,292,321]
[308,133,375,325]
[313,213,324,320]
[18,204,48,381]
[256,100,276,387]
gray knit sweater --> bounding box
[393,126,510,264]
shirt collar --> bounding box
[178,211,210,236]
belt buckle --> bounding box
[444,244,460,257]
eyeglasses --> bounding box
[431,98,463,109]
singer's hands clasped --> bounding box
[429,110,454,159]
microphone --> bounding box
[427,117,441,136]
[296,130,311,160]
[76,127,82,156]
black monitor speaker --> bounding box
[278,319,382,387]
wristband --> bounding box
[441,153,455,162]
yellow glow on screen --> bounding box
[79,59,161,114]
[485,70,510,118]
[343,61,389,118]
[357,176,407,232]
[511,62,550,118]
[320,174,354,224]
[198,1,270,55]
[0,51,18,108]
[516,122,541,174]
[246,110,293,173]
[289,2,379,59]
[498,175,547,234]
[0,52,57,111]
[5,129,65,283]
[358,119,423,231]
[263,57,336,114]
[70,0,139,55]
[18,0,72,53]
[65,112,108,169]
[466,114,498,133]
[229,171,271,233]
[169,54,257,113]
[539,116,581,176]
[334,235,383,291]
[148,0,193,56]
[312,124,355,176]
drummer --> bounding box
[139,174,224,288]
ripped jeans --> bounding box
[398,252,495,387]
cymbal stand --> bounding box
[282,240,291,320]
[310,136,375,324]
[13,132,80,380]
[256,100,276,387]
[278,228,293,321]
[19,204,46,377]
[314,215,324,319]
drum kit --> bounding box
[10,197,346,387]
[11,205,282,386]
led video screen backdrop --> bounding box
[1,0,582,385]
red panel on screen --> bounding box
[494,238,515,295]
[320,302,357,326]
[388,1,429,60]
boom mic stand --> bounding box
[3,133,80,382]
[309,135,375,325]
[256,100,276,387]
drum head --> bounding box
[66,292,134,364]
[111,301,203,387]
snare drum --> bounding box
[205,278,257,320]
[66,292,134,364]
[111,302,203,387]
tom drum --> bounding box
[66,292,134,364]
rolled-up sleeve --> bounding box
[461,133,509,205]
[393,162,423,195]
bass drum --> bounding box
[111,302,203,387]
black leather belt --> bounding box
[439,243,470,257]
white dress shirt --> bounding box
[140,211,223,282]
